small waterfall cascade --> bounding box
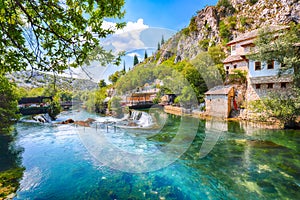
[130,110,153,127]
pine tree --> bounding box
[133,54,139,66]
[144,50,148,60]
[161,35,165,45]
[123,61,126,73]
[158,42,161,50]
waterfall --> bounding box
[130,110,153,127]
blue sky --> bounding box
[122,0,218,31]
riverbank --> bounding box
[0,168,23,200]
[163,105,286,130]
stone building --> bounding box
[222,25,293,102]
[205,85,235,118]
[205,25,294,118]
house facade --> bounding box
[223,25,293,102]
[204,25,294,118]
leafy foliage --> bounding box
[219,20,231,43]
[48,100,61,120]
[0,75,20,130]
[249,90,300,128]
[115,51,225,107]
[109,70,125,84]
[99,79,107,88]
[0,0,125,73]
[0,167,24,198]
[228,69,247,84]
[208,45,226,64]
[108,96,123,117]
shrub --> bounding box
[219,20,231,42]
[48,100,61,120]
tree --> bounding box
[249,24,300,87]
[0,0,125,74]
[0,75,20,130]
[98,79,107,88]
[175,86,198,108]
[109,71,121,84]
[48,101,61,120]
[133,54,139,66]
[122,61,126,73]
[157,42,161,50]
[161,35,165,45]
[249,91,300,128]
[144,50,148,60]
[208,45,226,64]
[108,97,123,117]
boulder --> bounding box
[74,121,90,127]
[59,119,75,124]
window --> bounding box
[255,84,261,89]
[255,62,261,70]
[233,65,237,69]
[281,82,287,88]
[226,66,230,70]
[267,60,274,69]
[232,45,236,52]
[267,83,273,89]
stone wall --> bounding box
[246,75,293,102]
[164,105,183,116]
[205,87,234,118]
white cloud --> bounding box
[102,18,149,34]
[116,18,149,34]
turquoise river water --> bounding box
[3,109,300,199]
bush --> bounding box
[228,69,247,84]
[249,90,300,128]
[48,101,61,120]
[199,39,210,50]
[219,20,231,43]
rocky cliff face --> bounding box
[156,0,300,64]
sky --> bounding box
[120,0,218,31]
[77,0,220,82]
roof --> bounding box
[18,96,53,104]
[223,55,245,64]
[227,25,289,46]
[205,85,234,95]
[250,75,293,84]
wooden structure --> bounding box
[126,90,157,109]
[18,96,53,115]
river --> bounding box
[2,109,300,199]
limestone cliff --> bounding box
[156,0,300,64]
